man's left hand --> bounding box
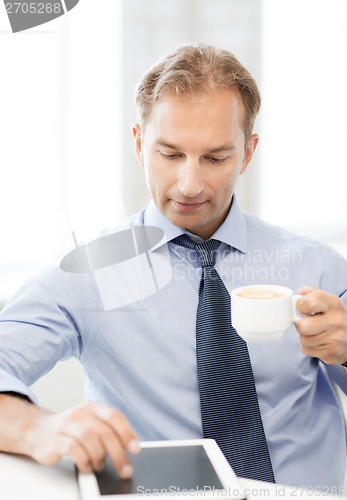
[295,287,347,365]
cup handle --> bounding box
[292,294,302,322]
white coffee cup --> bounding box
[231,284,301,343]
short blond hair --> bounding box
[135,44,261,142]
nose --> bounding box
[178,158,203,198]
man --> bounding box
[0,44,346,490]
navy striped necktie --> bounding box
[173,234,275,482]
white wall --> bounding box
[31,359,85,412]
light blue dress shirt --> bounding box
[0,196,347,491]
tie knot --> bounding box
[172,234,220,268]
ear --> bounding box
[240,134,259,175]
[132,123,144,167]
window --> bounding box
[0,0,124,303]
[260,0,347,257]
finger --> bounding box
[296,314,331,337]
[296,290,333,316]
[301,343,328,360]
[92,405,141,455]
[75,404,139,477]
[297,286,317,295]
[299,324,347,361]
[65,403,141,477]
[59,435,94,473]
[92,408,141,478]
[300,332,328,350]
[96,425,135,478]
[300,336,345,364]
[62,420,107,472]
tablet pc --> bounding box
[78,439,246,500]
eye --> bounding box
[160,152,182,160]
[206,156,227,163]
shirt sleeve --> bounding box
[0,264,88,403]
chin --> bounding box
[170,215,201,235]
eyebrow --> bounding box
[155,139,235,154]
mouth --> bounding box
[171,200,207,212]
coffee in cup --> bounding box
[236,287,285,300]
[231,285,301,343]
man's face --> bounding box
[133,90,258,240]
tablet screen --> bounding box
[95,445,224,496]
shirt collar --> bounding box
[212,196,247,253]
[143,201,184,250]
[143,195,247,253]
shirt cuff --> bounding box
[0,369,39,405]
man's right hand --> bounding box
[0,395,141,478]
